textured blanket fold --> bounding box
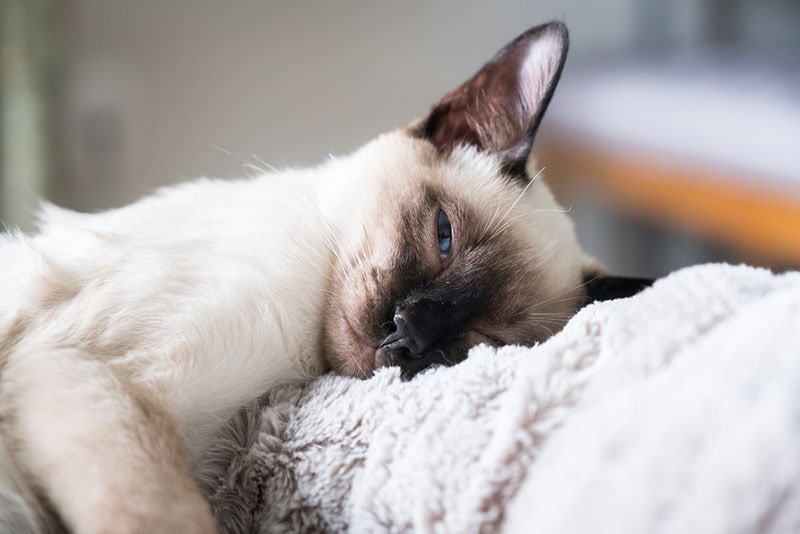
[198,264,800,533]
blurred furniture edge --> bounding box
[539,53,800,267]
[539,133,800,266]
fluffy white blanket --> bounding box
[198,264,800,533]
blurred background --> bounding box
[2,0,799,278]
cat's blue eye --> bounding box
[437,209,452,258]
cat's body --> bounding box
[0,22,643,533]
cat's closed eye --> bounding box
[437,209,452,261]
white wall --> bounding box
[61,0,639,210]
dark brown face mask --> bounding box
[584,276,654,303]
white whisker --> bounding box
[252,154,280,173]
[210,143,234,156]
[481,167,546,241]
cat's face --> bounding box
[322,134,596,379]
[322,22,603,379]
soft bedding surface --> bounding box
[198,264,800,533]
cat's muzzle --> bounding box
[376,300,458,380]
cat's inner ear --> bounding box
[417,21,568,177]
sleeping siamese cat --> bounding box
[0,21,649,533]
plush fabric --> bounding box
[197,264,800,533]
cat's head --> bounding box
[322,22,646,379]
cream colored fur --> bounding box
[0,131,592,533]
[0,21,595,532]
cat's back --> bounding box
[0,174,334,429]
[1,171,341,458]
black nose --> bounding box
[379,299,449,358]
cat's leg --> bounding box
[0,435,49,533]
[1,342,216,534]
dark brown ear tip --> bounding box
[519,20,569,45]
[541,20,568,35]
[548,20,568,35]
[495,22,568,64]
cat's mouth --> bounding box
[373,326,505,379]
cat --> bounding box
[0,21,649,533]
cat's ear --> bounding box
[415,21,568,177]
